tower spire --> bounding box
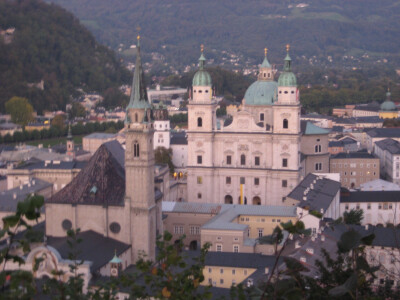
[260,47,271,69]
[198,44,206,70]
[126,35,150,110]
[283,44,292,72]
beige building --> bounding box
[82,132,118,154]
[187,48,301,206]
[300,121,330,176]
[7,160,85,192]
[162,201,319,255]
[330,152,379,189]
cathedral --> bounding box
[187,46,301,206]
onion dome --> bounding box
[278,44,297,87]
[192,45,212,87]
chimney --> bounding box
[321,235,325,242]
[311,236,315,242]
[13,193,16,200]
[365,224,369,230]
[32,180,35,185]
[303,196,307,201]
[265,267,269,274]
[19,185,23,190]
[310,183,314,190]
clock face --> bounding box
[111,268,118,276]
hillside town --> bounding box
[2,38,400,298]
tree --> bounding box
[69,102,86,119]
[5,97,34,126]
[343,209,364,225]
[51,114,66,132]
[155,146,174,174]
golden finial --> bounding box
[264,48,268,57]
[201,44,204,53]
[137,35,141,41]
[286,44,290,52]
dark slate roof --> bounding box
[375,138,400,154]
[287,173,340,213]
[367,128,400,138]
[170,132,187,145]
[47,230,130,271]
[205,252,277,269]
[354,102,380,112]
[341,189,400,203]
[331,126,344,133]
[329,138,358,147]
[0,178,51,212]
[48,141,125,206]
[324,223,400,248]
[331,151,377,159]
[15,160,86,171]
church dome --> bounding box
[192,52,212,87]
[244,81,278,105]
[380,91,397,111]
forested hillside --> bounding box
[46,0,400,69]
[0,0,131,113]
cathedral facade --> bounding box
[187,47,301,206]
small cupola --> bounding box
[258,48,273,81]
[109,250,123,277]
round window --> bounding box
[62,219,72,231]
[110,222,121,234]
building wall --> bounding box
[82,136,117,154]
[153,120,170,149]
[330,158,379,188]
[202,266,257,288]
[340,202,400,226]
[170,144,187,170]
[163,212,216,248]
[201,229,252,253]
[236,214,297,239]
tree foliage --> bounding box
[0,0,131,113]
[5,96,34,126]
[343,209,364,225]
[155,146,174,174]
[68,102,86,119]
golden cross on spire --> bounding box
[137,35,141,41]
[201,44,204,53]
[264,48,268,57]
[286,44,290,52]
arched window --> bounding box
[133,142,140,157]
[224,195,233,204]
[253,196,261,205]
[135,113,138,122]
[240,154,246,165]
[283,119,288,129]
[197,117,202,127]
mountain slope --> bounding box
[0,0,131,113]
[45,0,400,69]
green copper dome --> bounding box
[380,91,397,111]
[244,81,278,105]
[192,53,212,87]
[278,53,297,87]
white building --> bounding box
[341,189,400,226]
[374,138,400,185]
[187,47,301,205]
[170,131,188,172]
